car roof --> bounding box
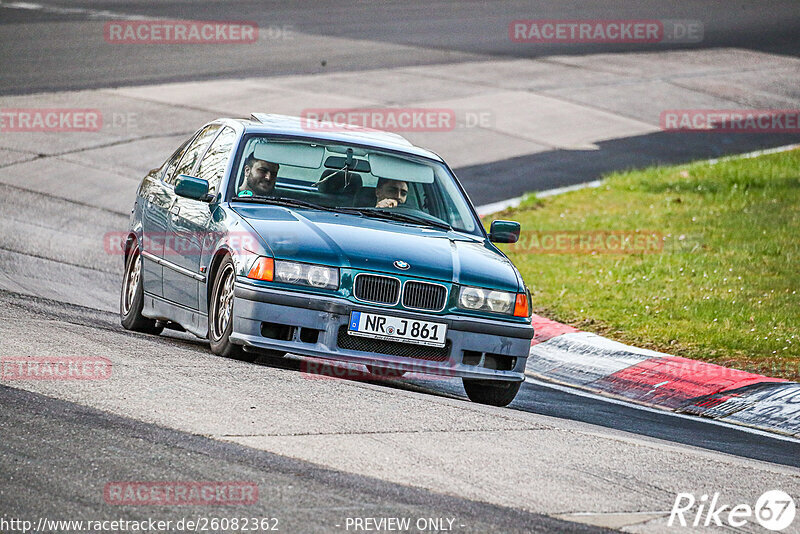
[229,113,443,162]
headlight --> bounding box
[458,286,485,309]
[274,260,338,290]
[278,261,303,284]
[458,286,519,315]
[487,290,514,313]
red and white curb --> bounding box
[480,145,800,437]
[525,315,800,438]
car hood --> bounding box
[233,205,521,291]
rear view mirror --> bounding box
[324,155,371,172]
[489,220,521,243]
[174,174,211,201]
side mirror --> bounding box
[174,174,211,201]
[489,220,521,244]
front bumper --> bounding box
[230,281,533,381]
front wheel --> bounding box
[462,378,521,407]
[208,256,253,362]
[120,242,163,335]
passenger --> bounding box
[375,178,408,208]
[239,152,280,196]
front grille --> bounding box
[337,327,450,361]
[354,274,400,305]
[402,281,447,311]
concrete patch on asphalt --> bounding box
[398,58,638,93]
[0,90,213,155]
[414,89,657,149]
[541,79,749,126]
[546,48,800,79]
[271,69,491,106]
[674,66,800,108]
[554,511,670,530]
[108,79,379,120]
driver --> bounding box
[375,178,408,208]
[239,152,280,196]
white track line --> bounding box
[475,181,602,216]
[476,143,800,216]
[525,375,800,444]
[706,143,800,165]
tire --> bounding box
[462,378,521,407]
[120,242,164,335]
[366,365,407,378]
[208,256,254,362]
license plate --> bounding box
[348,311,447,348]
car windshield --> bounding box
[229,135,481,235]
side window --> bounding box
[405,182,422,210]
[169,124,221,185]
[161,138,191,184]
[429,176,473,232]
[196,127,237,196]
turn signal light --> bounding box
[513,293,529,317]
[247,257,274,281]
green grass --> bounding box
[487,149,800,380]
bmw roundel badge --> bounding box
[393,260,410,270]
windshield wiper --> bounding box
[232,196,341,212]
[348,207,453,231]
[232,197,453,231]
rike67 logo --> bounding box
[669,490,796,531]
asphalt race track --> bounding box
[2,290,799,532]
[2,0,800,93]
[1,2,799,533]
[0,383,594,534]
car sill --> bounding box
[141,251,206,282]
